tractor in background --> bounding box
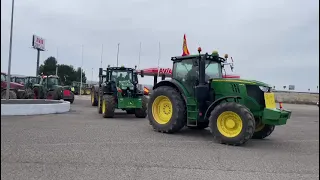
[71,81,91,95]
[93,65,148,118]
[147,48,292,146]
[1,72,24,99]
[33,75,75,103]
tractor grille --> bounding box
[246,85,265,106]
[231,83,240,93]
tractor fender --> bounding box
[153,79,188,103]
[204,96,242,120]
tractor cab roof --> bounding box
[171,53,226,63]
[107,66,134,71]
[41,75,59,78]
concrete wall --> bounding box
[274,91,318,105]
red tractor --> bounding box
[1,72,25,99]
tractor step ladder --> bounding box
[186,97,198,127]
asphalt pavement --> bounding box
[1,96,319,180]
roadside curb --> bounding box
[1,99,70,116]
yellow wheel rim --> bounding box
[102,99,106,114]
[152,95,173,125]
[91,92,94,103]
[217,111,243,138]
[255,122,265,132]
[86,90,91,95]
[81,89,84,95]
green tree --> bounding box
[75,67,87,83]
[39,56,57,75]
[39,56,87,85]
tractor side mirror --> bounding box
[99,68,102,76]
[140,70,144,77]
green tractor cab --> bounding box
[96,65,147,118]
[33,75,75,104]
[147,49,292,146]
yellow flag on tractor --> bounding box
[182,34,190,56]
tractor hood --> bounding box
[8,82,24,89]
[118,80,134,90]
[212,78,271,87]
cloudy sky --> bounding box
[1,0,319,91]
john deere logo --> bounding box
[129,101,133,105]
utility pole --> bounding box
[157,42,161,78]
[116,43,120,67]
[80,45,84,96]
[91,68,93,85]
[100,44,103,68]
[138,42,142,69]
[5,0,15,100]
[56,47,59,76]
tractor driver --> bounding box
[185,64,211,84]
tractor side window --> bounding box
[173,59,193,81]
[205,61,222,80]
[1,74,6,81]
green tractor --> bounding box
[33,75,75,103]
[96,66,148,118]
[22,76,39,99]
[147,49,292,146]
[71,81,91,95]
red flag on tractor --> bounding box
[182,34,190,56]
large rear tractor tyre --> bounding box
[147,86,186,133]
[252,123,275,139]
[209,102,255,146]
[91,89,98,106]
[135,96,148,118]
[102,95,115,118]
[188,121,209,130]
[1,90,17,99]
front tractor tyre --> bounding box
[102,95,115,118]
[209,102,255,146]
[252,123,275,139]
[134,96,148,118]
[91,89,98,106]
[147,86,186,133]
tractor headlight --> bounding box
[259,86,271,92]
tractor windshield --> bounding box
[47,77,60,85]
[173,59,222,81]
[27,77,39,85]
[111,70,133,82]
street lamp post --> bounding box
[5,0,15,100]
[80,45,84,96]
[116,43,120,67]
